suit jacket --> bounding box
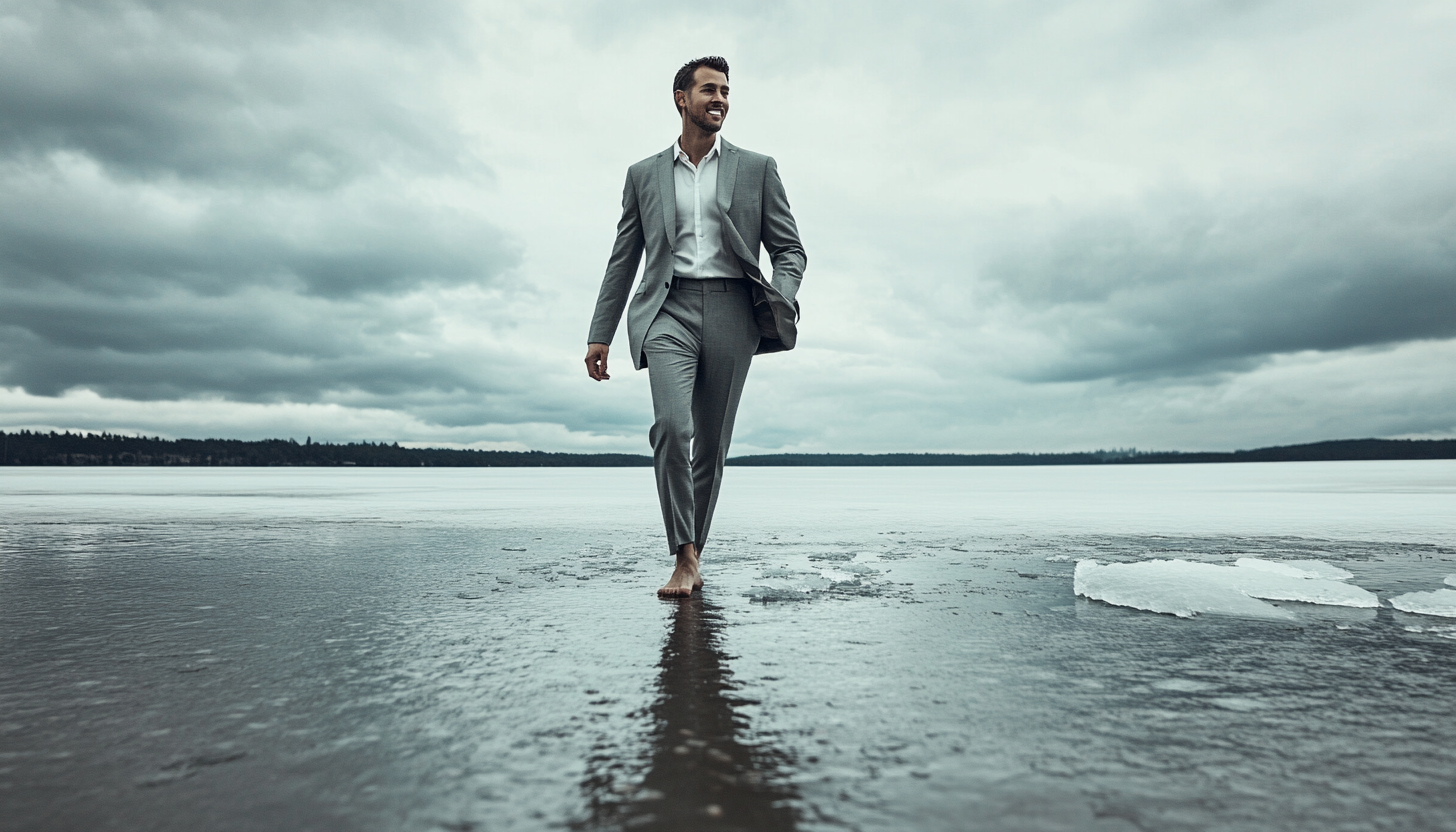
[587,139,806,370]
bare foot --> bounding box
[658,545,701,597]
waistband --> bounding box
[669,276,748,292]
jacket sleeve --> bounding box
[760,156,806,307]
[587,169,646,345]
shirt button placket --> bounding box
[694,169,702,273]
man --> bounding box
[585,56,806,597]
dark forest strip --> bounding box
[2,431,1453,467]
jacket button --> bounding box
[664,281,670,288]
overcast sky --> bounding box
[2,0,1454,453]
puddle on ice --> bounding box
[1073,557,1378,619]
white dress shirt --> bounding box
[672,134,742,279]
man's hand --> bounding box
[585,343,611,381]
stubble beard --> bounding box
[688,107,722,134]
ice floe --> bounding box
[1074,557,1378,619]
[1231,557,1353,581]
[1389,588,1456,619]
[1446,574,1456,588]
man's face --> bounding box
[677,67,729,133]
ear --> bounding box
[674,88,687,109]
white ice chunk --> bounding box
[1074,558,1378,619]
[1390,588,1456,618]
[1445,574,1456,588]
[1075,560,1292,619]
[1234,557,1354,581]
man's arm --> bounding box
[760,157,806,307]
[585,170,647,380]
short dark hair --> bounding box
[672,56,729,114]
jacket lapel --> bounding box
[714,142,760,275]
[657,149,676,246]
[716,140,737,212]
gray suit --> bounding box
[588,140,806,551]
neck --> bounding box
[678,120,717,166]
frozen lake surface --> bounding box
[2,462,1455,831]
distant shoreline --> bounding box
[2,431,1453,468]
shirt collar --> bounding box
[673,133,722,166]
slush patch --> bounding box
[1402,623,1456,639]
[745,564,889,603]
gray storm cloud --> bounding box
[0,0,521,405]
[1,0,1453,451]
[0,0,474,185]
[974,170,1456,382]
[730,1,1456,393]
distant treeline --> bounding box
[731,450,1139,466]
[2,431,1453,468]
[728,438,1456,466]
[0,431,651,467]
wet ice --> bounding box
[2,463,1455,832]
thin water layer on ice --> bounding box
[2,463,1455,832]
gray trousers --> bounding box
[644,277,760,553]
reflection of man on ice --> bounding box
[584,56,806,596]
